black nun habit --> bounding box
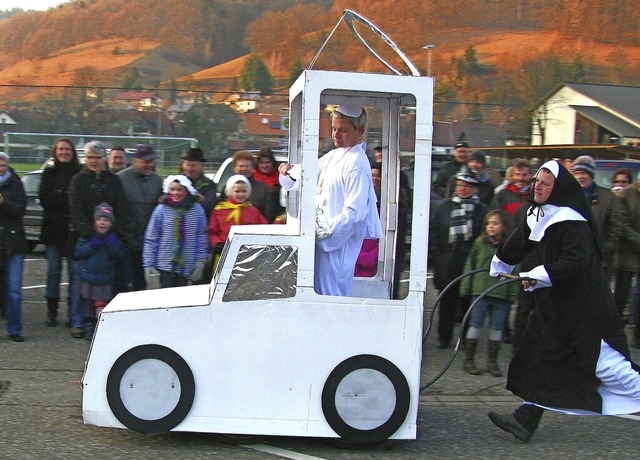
[491,160,640,415]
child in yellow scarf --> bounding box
[208,175,268,260]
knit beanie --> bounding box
[572,155,596,178]
[93,202,115,224]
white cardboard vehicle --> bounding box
[82,10,434,445]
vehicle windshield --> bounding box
[21,172,42,194]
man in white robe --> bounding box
[279,102,383,296]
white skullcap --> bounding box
[335,102,363,118]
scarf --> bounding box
[449,195,478,244]
[215,198,251,225]
[253,169,279,188]
[166,196,192,271]
[0,169,11,186]
[488,235,502,247]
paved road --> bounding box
[1,248,639,459]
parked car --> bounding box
[21,169,43,252]
[593,159,640,189]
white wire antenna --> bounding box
[308,9,421,77]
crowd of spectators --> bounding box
[429,147,640,371]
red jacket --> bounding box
[208,199,268,246]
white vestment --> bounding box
[280,142,383,295]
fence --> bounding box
[3,132,199,174]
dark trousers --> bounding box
[159,271,189,288]
[614,269,637,319]
[438,286,460,345]
[128,249,147,292]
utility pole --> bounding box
[423,44,435,77]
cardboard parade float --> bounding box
[82,9,434,446]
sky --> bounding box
[1,0,71,11]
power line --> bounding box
[0,83,521,108]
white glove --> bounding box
[519,265,552,291]
[489,254,515,278]
[144,267,159,287]
[190,259,207,282]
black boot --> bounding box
[65,297,72,328]
[488,404,543,442]
[45,297,59,327]
[84,317,97,341]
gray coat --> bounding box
[586,184,623,271]
[118,166,163,251]
[614,185,640,272]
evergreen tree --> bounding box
[122,67,142,90]
[288,58,304,86]
[569,54,587,82]
[239,53,273,94]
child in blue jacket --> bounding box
[74,203,126,339]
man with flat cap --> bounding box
[118,144,163,291]
[279,102,383,296]
[180,147,218,217]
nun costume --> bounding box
[487,160,640,442]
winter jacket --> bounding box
[219,174,278,223]
[117,166,162,251]
[187,173,218,217]
[584,184,623,269]
[143,199,208,278]
[0,170,27,257]
[208,200,268,246]
[75,231,126,285]
[429,198,488,290]
[68,167,134,245]
[614,185,640,272]
[492,183,530,217]
[459,236,518,302]
[432,160,464,198]
[39,160,81,248]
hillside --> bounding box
[2,0,640,138]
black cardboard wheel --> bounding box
[321,354,410,444]
[106,344,195,434]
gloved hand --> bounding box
[144,267,159,287]
[519,265,552,292]
[89,234,103,249]
[104,231,118,248]
[190,259,207,282]
[489,254,515,278]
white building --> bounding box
[532,82,640,148]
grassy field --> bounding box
[13,162,222,178]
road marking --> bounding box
[23,283,68,290]
[241,444,327,460]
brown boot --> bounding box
[463,338,482,375]
[488,340,503,377]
